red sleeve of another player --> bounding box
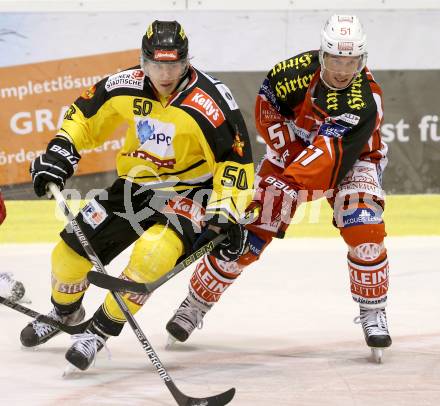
[282,135,343,191]
[0,192,6,225]
[255,94,293,153]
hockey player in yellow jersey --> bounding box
[20,20,254,371]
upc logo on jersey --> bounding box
[129,117,176,168]
[81,200,108,229]
[181,87,225,128]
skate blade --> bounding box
[371,348,384,363]
[165,335,177,350]
[62,363,81,378]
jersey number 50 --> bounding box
[221,166,249,190]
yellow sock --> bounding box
[51,240,92,305]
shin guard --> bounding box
[189,255,243,308]
[51,240,92,306]
[98,224,184,334]
[341,223,389,308]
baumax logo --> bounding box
[181,87,225,128]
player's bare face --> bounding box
[144,60,188,97]
[322,55,362,89]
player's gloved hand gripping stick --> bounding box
[48,183,235,406]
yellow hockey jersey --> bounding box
[58,65,254,223]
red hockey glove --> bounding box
[247,174,298,238]
[0,192,6,225]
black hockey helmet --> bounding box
[141,20,188,63]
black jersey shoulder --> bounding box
[173,67,252,164]
[325,69,382,186]
[314,68,379,124]
[72,65,156,118]
[266,50,320,114]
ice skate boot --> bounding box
[0,272,25,302]
[166,296,210,346]
[355,306,392,363]
[65,322,109,371]
[20,305,85,347]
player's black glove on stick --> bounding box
[30,136,81,197]
[193,215,248,262]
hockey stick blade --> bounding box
[87,234,227,294]
[0,295,91,335]
[179,386,235,406]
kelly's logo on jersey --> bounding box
[232,132,245,157]
[181,87,225,128]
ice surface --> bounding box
[1,237,439,405]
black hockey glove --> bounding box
[30,136,81,197]
[193,216,249,262]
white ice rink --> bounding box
[1,237,440,406]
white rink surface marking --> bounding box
[1,237,439,405]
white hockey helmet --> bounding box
[319,15,368,89]
[320,14,367,57]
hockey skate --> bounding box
[0,272,25,303]
[20,305,85,347]
[355,306,392,363]
[166,296,209,347]
[64,322,109,372]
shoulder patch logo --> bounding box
[232,131,245,157]
[216,83,239,111]
[81,200,107,229]
[181,87,225,128]
[81,85,96,100]
[105,70,145,92]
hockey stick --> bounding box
[87,233,227,294]
[0,296,91,335]
[48,183,235,406]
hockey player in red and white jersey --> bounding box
[167,14,391,362]
[0,191,26,302]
